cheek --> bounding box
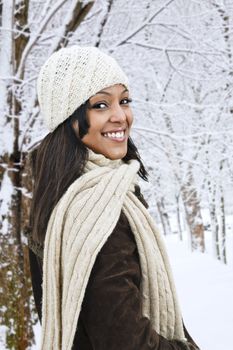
[86,113,101,135]
[128,112,134,128]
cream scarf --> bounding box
[41,150,186,350]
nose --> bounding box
[109,102,127,123]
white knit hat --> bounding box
[37,46,129,131]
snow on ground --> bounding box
[0,325,7,349]
[31,322,41,350]
[165,234,233,350]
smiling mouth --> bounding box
[102,130,126,142]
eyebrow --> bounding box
[95,87,129,96]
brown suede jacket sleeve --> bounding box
[28,185,200,350]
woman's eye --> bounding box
[92,102,107,109]
[92,98,132,109]
[121,98,132,105]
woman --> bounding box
[28,46,200,350]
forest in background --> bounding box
[0,0,233,348]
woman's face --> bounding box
[74,84,134,160]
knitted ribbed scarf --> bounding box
[41,150,186,350]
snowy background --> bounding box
[1,0,233,349]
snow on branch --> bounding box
[48,0,94,53]
[135,129,203,167]
[16,0,69,79]
[133,126,233,140]
[109,0,176,52]
[128,40,225,56]
[0,27,30,37]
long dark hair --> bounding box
[30,102,148,245]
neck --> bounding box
[87,149,124,169]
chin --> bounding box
[105,149,127,160]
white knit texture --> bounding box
[37,46,129,131]
[41,150,186,350]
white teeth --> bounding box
[103,131,125,139]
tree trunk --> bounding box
[175,194,183,241]
[220,187,227,264]
[208,182,221,260]
[157,198,172,236]
[181,168,205,252]
[219,159,227,264]
[0,1,94,348]
[0,0,14,139]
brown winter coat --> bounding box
[28,185,200,350]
